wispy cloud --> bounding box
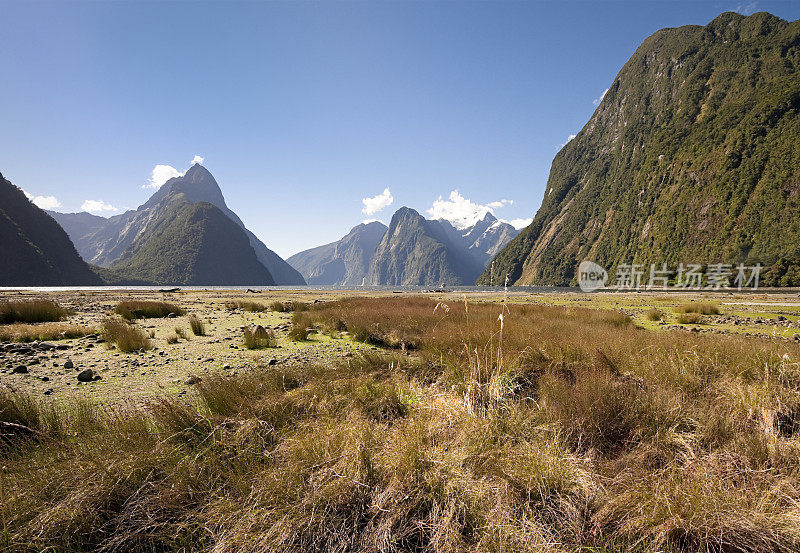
[427,190,514,230]
[558,134,577,149]
[143,155,206,189]
[362,187,394,215]
[81,199,119,214]
[733,1,757,15]
[592,87,609,106]
[508,217,532,230]
[23,190,62,210]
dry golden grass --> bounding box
[676,301,721,315]
[243,326,277,349]
[0,323,94,342]
[3,296,800,552]
[0,299,69,324]
[115,300,186,320]
[101,318,152,352]
[188,314,206,336]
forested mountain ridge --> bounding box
[480,12,800,286]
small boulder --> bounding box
[63,359,74,370]
[13,365,28,374]
[77,369,95,382]
[185,376,202,385]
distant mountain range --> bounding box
[0,173,101,286]
[482,12,800,287]
[289,208,519,286]
[50,164,304,286]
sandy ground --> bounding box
[3,288,800,403]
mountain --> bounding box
[430,212,520,266]
[51,164,304,285]
[0,173,102,285]
[105,199,275,286]
[366,207,487,286]
[480,11,800,286]
[287,221,387,285]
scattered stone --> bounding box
[185,376,202,385]
[40,376,49,382]
[77,369,95,382]
[63,359,74,370]
[223,364,231,370]
[13,365,28,374]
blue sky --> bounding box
[2,0,799,257]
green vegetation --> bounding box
[480,12,800,286]
[188,314,206,336]
[243,326,277,349]
[0,300,69,324]
[4,295,800,551]
[115,300,185,320]
[101,318,152,353]
[0,323,94,343]
[645,307,663,321]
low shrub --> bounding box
[225,300,268,312]
[166,334,179,344]
[645,308,663,322]
[115,300,185,320]
[0,300,69,324]
[269,301,288,312]
[188,314,206,336]
[101,318,152,352]
[174,327,188,340]
[676,312,704,324]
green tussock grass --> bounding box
[645,308,663,321]
[0,300,69,324]
[5,297,800,552]
[115,300,186,321]
[226,300,269,312]
[676,302,721,315]
[243,326,277,349]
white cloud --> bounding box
[592,88,609,106]
[558,134,577,149]
[508,217,533,230]
[144,164,183,189]
[734,2,757,15]
[361,187,394,215]
[427,190,514,230]
[22,189,62,210]
[82,199,119,214]
[361,218,384,225]
[191,155,204,165]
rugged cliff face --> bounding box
[287,221,387,285]
[480,12,800,286]
[367,207,486,286]
[0,173,102,286]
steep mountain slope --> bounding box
[287,221,387,285]
[107,199,275,286]
[367,207,486,286]
[45,211,108,261]
[53,164,304,285]
[480,11,800,286]
[0,173,102,285]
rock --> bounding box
[13,365,28,374]
[40,376,49,382]
[63,359,74,370]
[185,376,202,385]
[267,358,278,366]
[223,364,231,370]
[77,369,94,382]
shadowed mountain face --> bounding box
[105,199,275,286]
[287,221,387,285]
[481,12,800,286]
[50,164,304,285]
[0,173,102,285]
[366,207,487,286]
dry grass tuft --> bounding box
[676,302,721,315]
[188,314,206,336]
[101,318,152,352]
[0,300,69,324]
[115,300,185,320]
[645,307,663,321]
[243,326,277,349]
[0,323,94,342]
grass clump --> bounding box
[115,300,185,321]
[270,300,310,313]
[243,325,277,349]
[0,323,94,342]
[174,327,188,340]
[0,299,69,324]
[101,318,152,352]
[288,314,311,341]
[676,312,704,324]
[645,307,663,321]
[676,302,721,315]
[166,334,179,344]
[188,314,206,336]
[225,300,268,312]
